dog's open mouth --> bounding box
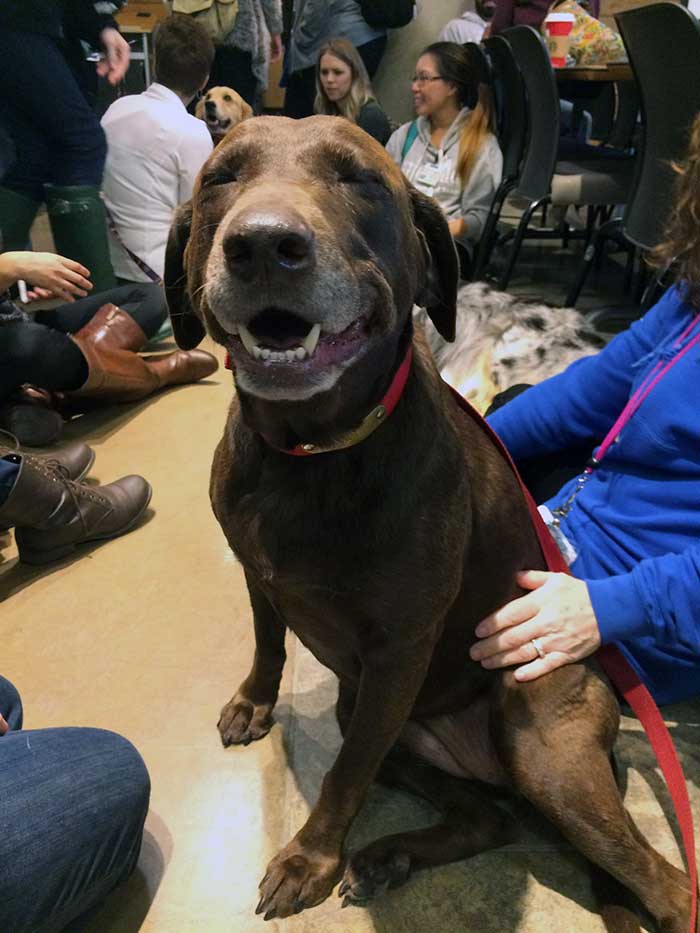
[226,308,370,370]
[206,116,231,134]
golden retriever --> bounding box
[195,86,253,143]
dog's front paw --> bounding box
[255,842,342,920]
[217,694,274,747]
[338,844,411,907]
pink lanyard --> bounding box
[553,313,700,521]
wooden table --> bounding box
[555,63,634,82]
[116,2,169,86]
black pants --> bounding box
[283,35,387,119]
[486,384,596,505]
[0,284,166,400]
[207,46,258,108]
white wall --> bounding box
[373,0,469,124]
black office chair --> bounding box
[471,36,528,281]
[566,2,700,310]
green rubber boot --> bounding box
[44,183,116,292]
[0,185,41,251]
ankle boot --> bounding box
[44,184,116,292]
[0,440,95,531]
[0,436,95,482]
[0,452,152,565]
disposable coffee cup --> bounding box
[544,12,575,67]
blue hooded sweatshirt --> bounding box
[487,286,700,705]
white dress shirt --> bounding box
[101,83,213,282]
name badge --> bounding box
[414,161,441,195]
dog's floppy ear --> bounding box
[194,97,205,121]
[240,99,253,121]
[409,186,459,342]
[164,201,206,350]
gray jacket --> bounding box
[288,0,385,74]
[224,0,283,93]
[386,109,503,252]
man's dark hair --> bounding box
[153,13,215,99]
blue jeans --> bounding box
[0,676,150,932]
[0,30,107,200]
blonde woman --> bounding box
[315,38,391,145]
[386,42,503,277]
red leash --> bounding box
[448,385,698,933]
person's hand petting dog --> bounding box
[0,251,93,302]
[470,570,601,681]
[97,27,131,86]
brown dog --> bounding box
[195,86,252,143]
[165,116,692,930]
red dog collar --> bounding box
[225,345,413,456]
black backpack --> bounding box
[359,0,414,29]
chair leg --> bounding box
[472,182,513,281]
[565,218,622,308]
[497,197,547,291]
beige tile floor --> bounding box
[1,336,699,933]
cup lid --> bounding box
[545,11,576,21]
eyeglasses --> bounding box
[411,73,445,86]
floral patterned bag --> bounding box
[543,0,626,66]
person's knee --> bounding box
[0,675,23,728]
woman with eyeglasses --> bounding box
[386,42,502,278]
[314,37,391,145]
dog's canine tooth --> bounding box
[252,346,262,359]
[238,323,256,355]
[303,323,321,356]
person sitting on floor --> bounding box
[471,114,700,707]
[101,13,214,286]
[0,249,218,446]
[0,673,150,930]
[386,42,503,279]
[314,37,391,145]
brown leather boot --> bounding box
[0,451,152,564]
[74,303,148,353]
[66,312,219,403]
[141,349,219,390]
[0,435,95,481]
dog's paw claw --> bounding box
[255,896,266,915]
[263,908,277,921]
[338,880,350,897]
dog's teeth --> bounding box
[295,347,306,360]
[260,348,271,360]
[285,349,296,362]
[252,346,262,359]
[238,323,256,355]
[303,323,321,357]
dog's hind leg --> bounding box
[496,670,692,933]
[339,744,516,906]
[218,572,287,747]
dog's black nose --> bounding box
[205,100,217,115]
[223,212,315,282]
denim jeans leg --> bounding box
[0,31,107,200]
[0,720,150,933]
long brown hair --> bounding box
[421,43,497,192]
[314,38,374,125]
[650,113,700,309]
